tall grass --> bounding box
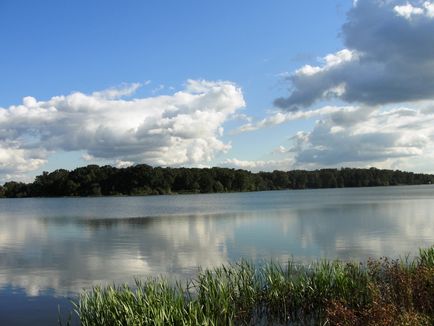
[69,247,434,325]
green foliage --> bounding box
[69,248,434,325]
[419,247,434,268]
[3,181,29,197]
[2,165,434,198]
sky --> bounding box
[1,0,434,182]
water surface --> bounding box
[0,186,433,324]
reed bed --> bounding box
[68,247,434,325]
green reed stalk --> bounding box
[66,247,434,326]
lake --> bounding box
[0,185,433,324]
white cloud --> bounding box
[223,158,295,171]
[236,99,434,171]
[241,0,434,172]
[236,106,354,133]
[115,160,134,168]
[289,105,434,169]
[275,0,434,110]
[394,3,424,19]
[0,80,245,179]
[91,82,143,99]
[424,1,434,16]
[81,153,94,161]
[273,145,288,154]
[0,147,47,179]
[394,1,434,19]
[295,49,358,77]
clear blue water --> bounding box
[0,185,433,324]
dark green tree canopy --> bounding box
[1,165,433,198]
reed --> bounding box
[69,247,434,325]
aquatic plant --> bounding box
[68,247,434,325]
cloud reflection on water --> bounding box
[0,187,433,297]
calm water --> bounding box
[0,185,433,324]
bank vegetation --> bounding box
[64,247,434,325]
[2,165,434,197]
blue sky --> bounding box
[1,0,348,106]
[1,0,434,181]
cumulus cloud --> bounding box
[0,80,245,178]
[91,82,143,99]
[235,100,434,171]
[394,1,434,19]
[289,105,434,167]
[237,0,434,171]
[275,0,434,110]
[0,147,47,178]
[236,106,353,132]
[394,2,424,19]
[223,158,295,171]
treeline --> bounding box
[0,165,433,198]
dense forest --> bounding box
[0,165,433,198]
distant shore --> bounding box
[2,165,434,198]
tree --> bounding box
[2,165,433,198]
[271,170,290,189]
[199,172,214,193]
[3,181,29,197]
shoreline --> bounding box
[1,182,433,199]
